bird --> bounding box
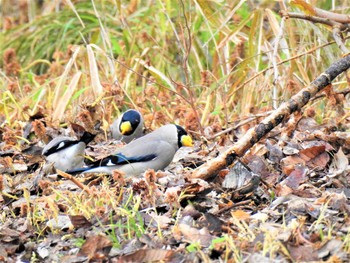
[66,124,193,176]
[42,131,96,172]
[110,109,144,143]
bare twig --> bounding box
[310,87,350,102]
[281,10,350,53]
[208,111,272,140]
[283,11,347,29]
[179,0,204,136]
[313,6,350,24]
[332,26,349,53]
[57,170,93,195]
[214,199,252,215]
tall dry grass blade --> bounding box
[52,71,82,122]
[204,0,246,46]
[135,58,176,91]
[194,0,225,79]
[157,0,184,55]
[255,11,263,72]
[268,9,288,108]
[87,44,104,97]
[30,87,46,116]
[201,93,213,125]
[53,46,81,109]
[217,13,252,49]
[195,0,221,27]
[89,44,136,108]
[2,90,22,125]
[90,0,116,81]
[65,0,86,28]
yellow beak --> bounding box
[181,135,193,147]
[120,121,133,135]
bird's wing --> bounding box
[42,139,79,156]
[92,153,157,167]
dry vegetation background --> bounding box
[1,0,350,262]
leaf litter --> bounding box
[1,110,350,262]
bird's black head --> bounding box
[120,110,141,135]
[175,125,192,148]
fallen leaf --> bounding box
[288,244,318,262]
[116,249,177,263]
[79,235,112,260]
[69,215,92,229]
[328,147,348,176]
[284,165,308,189]
[177,216,214,247]
[231,210,250,221]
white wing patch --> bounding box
[57,142,66,150]
[106,160,115,166]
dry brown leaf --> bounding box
[275,184,293,197]
[79,235,112,260]
[177,216,214,247]
[69,215,92,229]
[231,210,250,221]
[288,244,318,262]
[116,249,176,263]
[329,147,348,175]
[285,165,308,189]
[281,141,330,174]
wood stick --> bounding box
[57,170,93,195]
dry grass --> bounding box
[1,1,346,131]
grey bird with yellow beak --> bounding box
[42,131,95,171]
[66,124,193,176]
[110,109,144,143]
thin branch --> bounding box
[283,11,347,29]
[57,170,93,195]
[313,6,350,24]
[332,26,349,53]
[281,10,350,54]
[179,0,204,136]
[310,87,350,102]
[208,111,272,140]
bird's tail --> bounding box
[80,131,96,145]
[65,167,90,175]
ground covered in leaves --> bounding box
[1,109,350,262]
[1,0,350,262]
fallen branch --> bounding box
[191,55,350,179]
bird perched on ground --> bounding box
[110,109,144,143]
[66,124,193,176]
[42,131,95,172]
